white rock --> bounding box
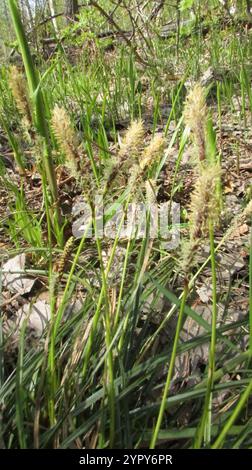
[2,254,35,295]
[16,300,51,336]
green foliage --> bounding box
[180,0,195,12]
[0,0,251,451]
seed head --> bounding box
[184,83,208,162]
[9,66,32,129]
[52,105,80,177]
[119,120,144,161]
[139,134,165,170]
[181,164,221,275]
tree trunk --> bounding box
[246,0,252,23]
[64,0,79,22]
[48,0,59,35]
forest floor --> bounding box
[0,14,252,449]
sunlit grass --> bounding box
[0,0,251,450]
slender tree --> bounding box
[48,0,59,35]
[64,0,79,22]
[246,0,252,22]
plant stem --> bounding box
[150,283,188,449]
[0,115,25,173]
[194,221,217,448]
[95,231,115,448]
[212,378,252,449]
[8,0,62,244]
[249,225,252,354]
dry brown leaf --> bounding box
[230,223,249,239]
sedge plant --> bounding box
[150,84,221,448]
[8,0,63,246]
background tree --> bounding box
[64,0,79,22]
[246,0,252,22]
[48,0,59,35]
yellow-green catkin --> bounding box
[51,105,80,178]
[189,164,221,238]
[184,83,208,163]
[54,236,74,277]
[119,120,145,163]
[103,120,144,194]
[181,164,221,276]
[139,134,165,171]
[9,65,32,130]
[128,134,165,191]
